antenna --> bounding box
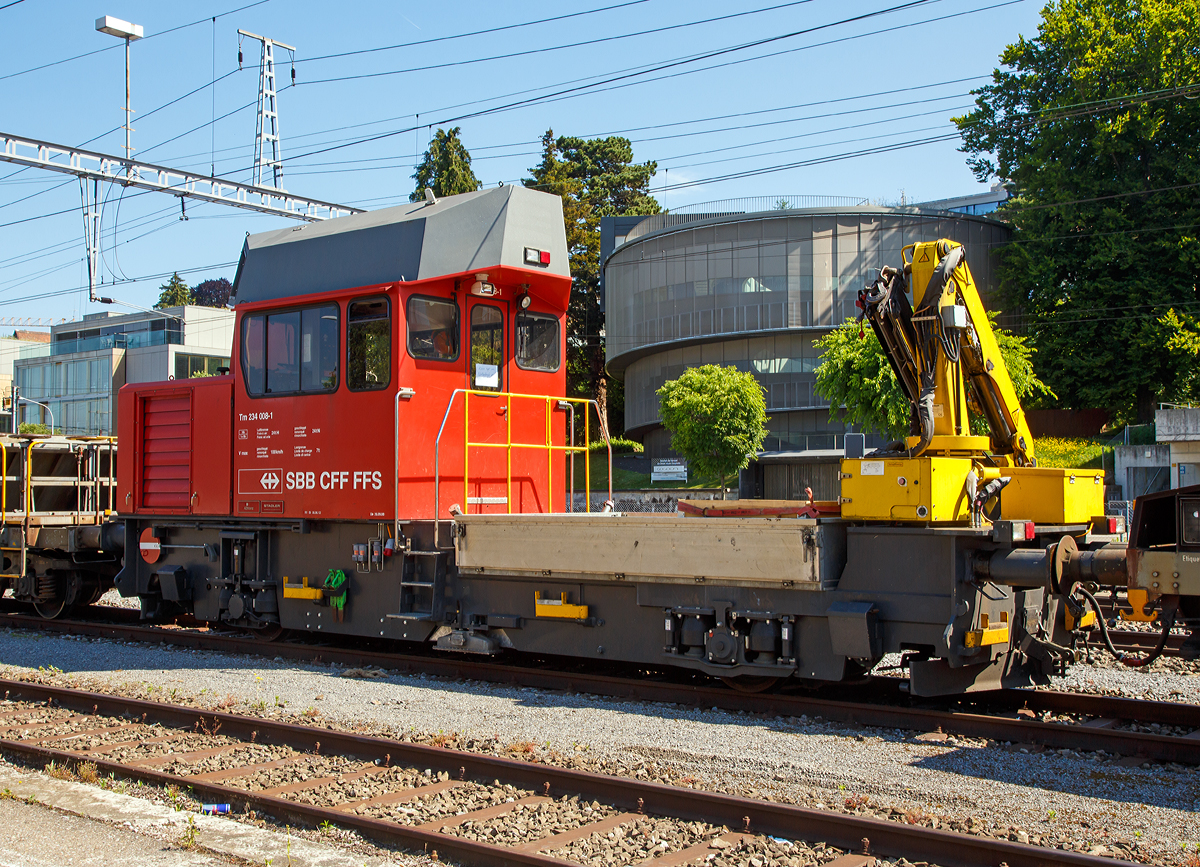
[238,30,295,189]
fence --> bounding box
[1106,500,1133,530]
[568,489,733,513]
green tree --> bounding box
[154,273,192,309]
[814,315,1055,440]
[523,131,659,434]
[410,127,481,201]
[656,364,768,498]
[954,0,1200,423]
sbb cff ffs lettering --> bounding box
[285,470,382,490]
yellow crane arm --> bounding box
[860,239,1036,466]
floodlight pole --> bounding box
[95,16,144,175]
[123,33,132,167]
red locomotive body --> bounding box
[118,186,573,529]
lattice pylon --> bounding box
[239,30,295,190]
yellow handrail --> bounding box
[9,436,118,525]
[462,389,602,515]
[432,389,612,538]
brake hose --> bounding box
[1076,585,1175,668]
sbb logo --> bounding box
[285,470,382,490]
[287,471,317,490]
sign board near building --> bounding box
[651,458,688,483]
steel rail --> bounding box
[1,609,1197,764]
[0,678,1125,867]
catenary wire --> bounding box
[280,0,948,163]
[299,0,652,63]
[0,0,270,83]
[297,0,821,84]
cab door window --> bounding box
[470,305,503,392]
[514,311,560,371]
[347,297,391,391]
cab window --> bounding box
[470,305,503,392]
[242,304,339,396]
[407,295,459,361]
[347,297,391,391]
[515,311,560,372]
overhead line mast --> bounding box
[238,29,295,189]
[0,131,363,304]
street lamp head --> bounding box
[95,15,143,40]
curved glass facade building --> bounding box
[603,203,1012,463]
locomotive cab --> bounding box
[115,185,574,633]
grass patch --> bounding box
[586,437,642,454]
[1034,436,1110,470]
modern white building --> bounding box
[1157,407,1200,489]
[13,306,234,435]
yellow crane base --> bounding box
[839,456,1104,524]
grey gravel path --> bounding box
[0,627,1197,864]
[0,796,230,867]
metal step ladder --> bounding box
[386,548,449,622]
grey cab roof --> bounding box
[232,184,568,305]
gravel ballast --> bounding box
[0,627,1197,865]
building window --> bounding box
[347,297,391,391]
[242,304,339,396]
[175,353,232,380]
[470,305,503,392]
[406,295,459,361]
[514,311,559,372]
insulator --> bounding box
[291,66,296,84]
[238,49,243,67]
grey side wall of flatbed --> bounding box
[114,514,1046,694]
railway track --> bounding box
[2,607,1198,767]
[0,678,1130,867]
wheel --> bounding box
[32,597,70,620]
[719,675,780,694]
[245,622,284,642]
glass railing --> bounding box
[622,195,871,243]
[48,330,181,356]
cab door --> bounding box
[465,299,511,514]
[396,289,465,522]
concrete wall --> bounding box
[1114,444,1171,500]
[1157,408,1200,442]
[124,345,169,384]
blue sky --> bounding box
[0,0,1045,323]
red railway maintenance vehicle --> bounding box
[11,182,1179,696]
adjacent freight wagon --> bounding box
[3,185,1193,696]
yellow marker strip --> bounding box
[1065,609,1097,631]
[1118,588,1157,623]
[282,576,324,600]
[965,611,1010,648]
[534,591,588,620]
